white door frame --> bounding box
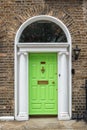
[15,15,72,121]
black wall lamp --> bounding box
[72,45,81,75]
[72,45,81,61]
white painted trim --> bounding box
[17,43,69,47]
[19,48,67,53]
[28,53,29,120]
[58,52,70,120]
[15,15,72,121]
[57,52,59,120]
[18,43,69,45]
[16,115,28,121]
[0,116,14,121]
[18,43,69,53]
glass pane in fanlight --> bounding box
[19,20,67,43]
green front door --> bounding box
[29,53,58,115]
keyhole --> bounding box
[59,74,61,77]
[52,81,55,84]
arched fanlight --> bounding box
[19,20,67,43]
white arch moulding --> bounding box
[15,15,72,121]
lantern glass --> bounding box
[73,45,81,60]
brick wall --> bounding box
[0,0,87,118]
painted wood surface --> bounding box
[29,53,58,115]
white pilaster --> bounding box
[58,52,70,120]
[16,52,28,121]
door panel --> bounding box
[29,53,58,115]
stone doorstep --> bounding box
[0,118,87,130]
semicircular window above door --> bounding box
[19,20,67,43]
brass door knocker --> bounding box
[41,66,45,73]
